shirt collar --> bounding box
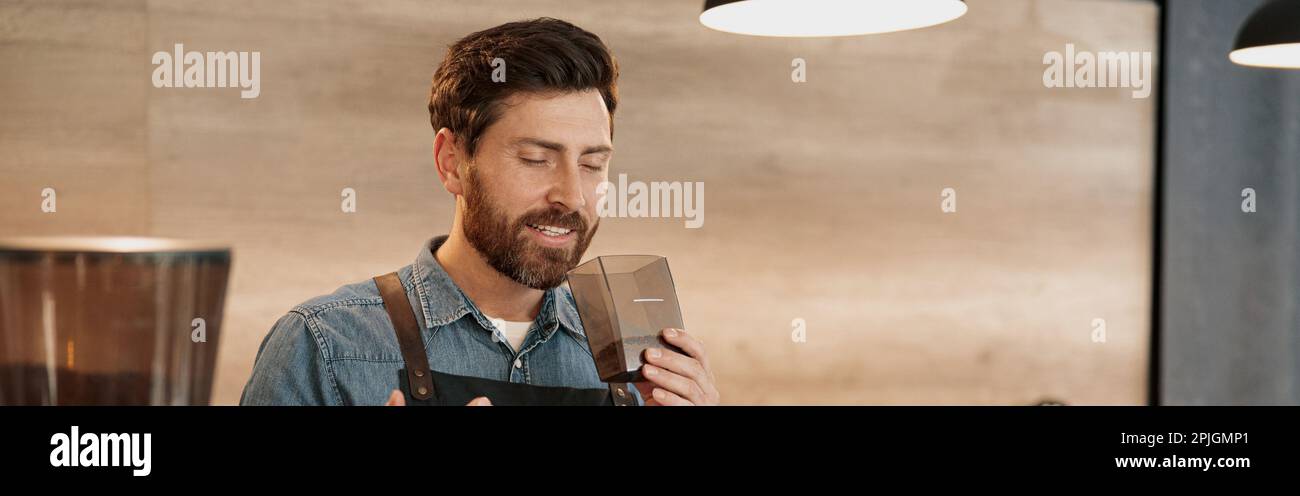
[413,236,585,341]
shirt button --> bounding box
[513,358,522,369]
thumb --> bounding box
[385,389,406,406]
[467,396,493,406]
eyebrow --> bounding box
[512,137,612,156]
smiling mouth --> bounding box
[525,223,576,238]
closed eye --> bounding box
[520,158,548,166]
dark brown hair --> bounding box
[428,18,619,157]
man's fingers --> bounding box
[642,364,707,405]
[634,380,691,406]
[661,328,710,370]
[655,328,720,405]
[649,386,694,406]
[385,389,405,406]
[644,345,709,387]
[644,342,720,404]
[467,396,493,406]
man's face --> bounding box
[460,89,612,289]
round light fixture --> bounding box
[700,0,968,38]
[1230,0,1300,69]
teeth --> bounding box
[528,224,572,236]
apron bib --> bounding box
[374,272,637,406]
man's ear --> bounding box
[433,128,466,197]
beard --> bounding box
[461,167,599,290]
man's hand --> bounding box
[635,328,721,406]
[383,389,491,406]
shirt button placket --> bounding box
[510,356,524,383]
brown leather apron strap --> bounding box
[609,383,636,406]
[374,272,435,401]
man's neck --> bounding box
[435,228,544,322]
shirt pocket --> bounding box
[329,358,405,406]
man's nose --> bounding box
[547,162,587,212]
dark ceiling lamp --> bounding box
[1230,0,1300,69]
[700,0,967,38]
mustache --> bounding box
[516,209,589,233]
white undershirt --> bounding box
[487,317,532,353]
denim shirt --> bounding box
[240,235,639,406]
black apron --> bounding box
[374,272,637,406]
